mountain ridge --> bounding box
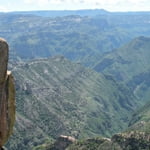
[0,12,149,67]
[6,56,138,149]
[94,36,150,104]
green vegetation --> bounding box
[94,36,150,103]
[94,36,150,81]
[33,131,150,150]
[1,10,150,150]
[0,12,149,67]
[127,100,150,133]
[6,56,138,149]
[67,132,150,150]
[28,36,150,150]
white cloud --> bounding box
[22,0,150,11]
[24,0,49,5]
[23,0,150,5]
[0,5,10,12]
[0,0,148,12]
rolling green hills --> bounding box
[6,56,138,150]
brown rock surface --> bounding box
[50,135,76,150]
[0,38,15,148]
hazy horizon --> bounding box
[0,0,150,12]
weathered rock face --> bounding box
[0,39,8,84]
[62,131,150,150]
[50,135,76,150]
[112,131,150,150]
[0,38,15,148]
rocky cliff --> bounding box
[33,131,150,150]
[0,38,15,148]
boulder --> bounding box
[50,135,76,150]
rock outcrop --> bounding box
[64,131,150,150]
[0,38,15,148]
[50,135,76,150]
[112,131,150,150]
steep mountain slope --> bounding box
[33,128,150,150]
[0,12,150,66]
[6,56,138,150]
[94,36,150,81]
[128,100,150,133]
[66,131,150,150]
[35,101,150,150]
[94,36,150,103]
[127,69,150,102]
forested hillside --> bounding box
[6,56,138,149]
[0,10,149,150]
[94,36,150,103]
[0,11,149,67]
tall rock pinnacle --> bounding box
[0,38,15,148]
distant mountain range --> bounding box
[1,10,150,150]
[0,10,149,67]
[3,9,109,17]
[2,9,150,17]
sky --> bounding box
[0,0,150,12]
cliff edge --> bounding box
[0,38,15,149]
